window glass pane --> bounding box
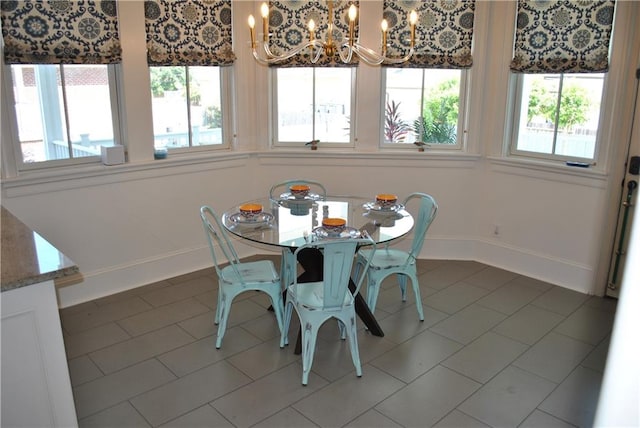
[189,66,222,147]
[150,67,188,149]
[385,69,461,145]
[276,67,351,144]
[314,68,351,143]
[65,65,114,153]
[11,64,112,163]
[150,66,223,150]
[277,68,314,143]
[515,74,603,159]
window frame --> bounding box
[507,72,608,164]
[149,65,233,154]
[4,63,123,172]
[379,67,470,151]
[269,67,357,149]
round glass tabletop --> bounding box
[222,195,414,249]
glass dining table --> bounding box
[221,194,415,351]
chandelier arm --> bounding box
[381,47,415,65]
[310,45,325,64]
[352,44,415,65]
[253,40,325,65]
[337,43,355,64]
[350,44,385,66]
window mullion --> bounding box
[185,66,193,147]
[312,68,317,140]
[551,74,565,156]
[58,65,74,159]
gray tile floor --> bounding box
[60,258,617,428]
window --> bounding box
[510,73,605,161]
[383,68,466,148]
[8,64,119,169]
[149,66,227,151]
[273,67,354,146]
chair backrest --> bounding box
[293,236,376,310]
[403,193,438,262]
[200,205,243,281]
[269,179,327,201]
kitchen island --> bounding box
[1,206,79,427]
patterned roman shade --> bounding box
[267,0,357,67]
[145,0,235,66]
[1,0,121,64]
[510,0,615,73]
[383,0,475,69]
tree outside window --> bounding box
[384,68,463,147]
[514,73,603,160]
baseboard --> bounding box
[421,236,596,294]
[57,236,597,308]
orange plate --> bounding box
[290,184,311,192]
[322,217,346,227]
[239,203,263,213]
[375,193,397,202]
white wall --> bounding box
[1,2,639,308]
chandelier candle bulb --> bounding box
[348,5,357,46]
[248,15,256,47]
[309,19,315,42]
[409,10,417,48]
[381,19,388,54]
[261,3,269,42]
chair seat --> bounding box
[220,260,279,284]
[287,282,354,310]
[360,248,416,270]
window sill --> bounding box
[257,149,481,168]
[487,156,609,188]
[1,151,250,197]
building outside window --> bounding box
[273,67,354,146]
[8,64,119,168]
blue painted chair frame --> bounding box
[200,205,284,349]
[354,193,438,321]
[280,236,376,385]
[269,179,328,290]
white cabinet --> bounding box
[1,280,78,427]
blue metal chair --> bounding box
[269,179,328,291]
[280,236,376,385]
[200,206,284,349]
[354,193,438,321]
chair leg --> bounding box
[301,321,320,386]
[366,275,384,315]
[214,289,222,325]
[337,320,346,339]
[409,273,424,321]
[281,249,295,289]
[280,299,293,347]
[343,314,362,377]
[398,273,408,301]
[270,292,285,338]
[215,293,231,349]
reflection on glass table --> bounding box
[222,195,414,250]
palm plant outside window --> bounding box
[384,69,464,147]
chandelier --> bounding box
[248,1,418,66]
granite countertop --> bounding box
[1,206,79,292]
